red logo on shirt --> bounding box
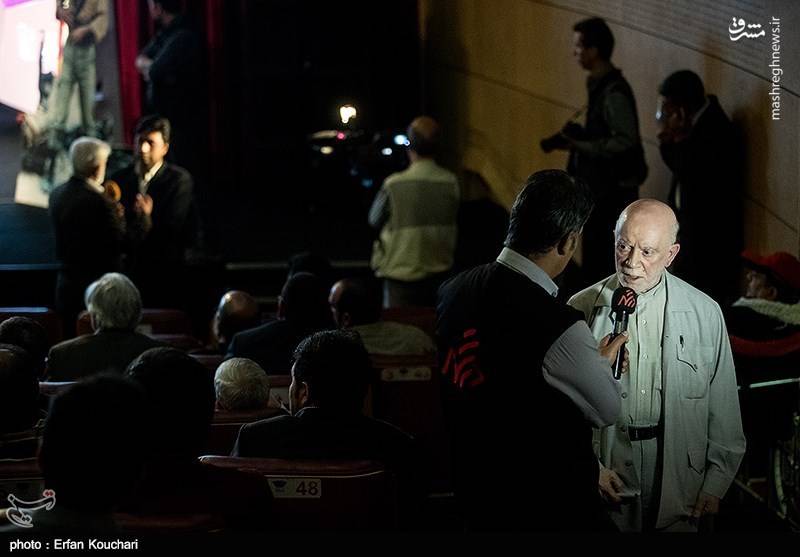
[442,328,485,389]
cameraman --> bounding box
[541,18,646,285]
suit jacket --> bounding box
[111,162,195,269]
[226,319,331,374]
[660,95,740,303]
[569,272,746,529]
[49,176,125,315]
[46,330,164,381]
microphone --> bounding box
[103,180,121,202]
[610,286,638,379]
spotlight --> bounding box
[339,104,357,125]
[320,146,334,155]
[393,134,409,146]
[381,147,392,156]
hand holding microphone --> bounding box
[609,286,638,379]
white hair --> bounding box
[69,137,111,179]
[84,273,142,331]
[214,358,271,411]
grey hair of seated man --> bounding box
[84,273,142,332]
[214,358,271,411]
[69,136,111,180]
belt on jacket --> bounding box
[627,423,662,442]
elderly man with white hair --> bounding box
[569,199,745,532]
[214,358,274,412]
[49,137,125,335]
[46,273,163,381]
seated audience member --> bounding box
[226,272,334,373]
[0,317,50,379]
[232,330,424,517]
[214,358,275,412]
[210,290,261,354]
[726,250,800,341]
[329,279,434,355]
[124,347,271,528]
[32,375,146,533]
[45,273,163,381]
[0,344,44,460]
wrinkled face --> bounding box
[615,215,680,293]
[136,131,169,171]
[573,32,594,70]
[745,270,776,300]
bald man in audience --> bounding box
[568,199,745,532]
[329,278,434,356]
[368,116,460,307]
[211,290,261,354]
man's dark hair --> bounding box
[281,272,334,331]
[407,116,441,158]
[135,114,171,144]
[504,170,594,255]
[40,375,146,511]
[659,70,706,114]
[126,347,215,457]
[333,279,382,326]
[153,0,183,15]
[574,17,615,61]
[0,343,39,433]
[0,317,49,378]
[292,330,371,413]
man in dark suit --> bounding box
[46,273,163,381]
[657,70,741,304]
[49,137,125,335]
[110,115,196,307]
[226,272,334,374]
[232,330,424,523]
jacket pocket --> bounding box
[675,343,714,399]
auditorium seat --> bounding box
[76,308,193,337]
[370,353,452,493]
[380,306,436,339]
[0,307,63,346]
[190,353,224,372]
[199,456,397,530]
[0,458,44,510]
[150,333,204,352]
[38,381,75,398]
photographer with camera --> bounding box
[541,18,646,286]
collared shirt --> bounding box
[139,161,163,195]
[496,248,620,427]
[620,274,667,426]
[85,177,104,194]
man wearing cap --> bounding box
[726,251,800,341]
[569,199,745,532]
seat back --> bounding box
[380,306,436,339]
[199,456,396,530]
[370,353,452,493]
[0,459,44,510]
[0,307,63,346]
[38,381,75,398]
[76,308,193,337]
